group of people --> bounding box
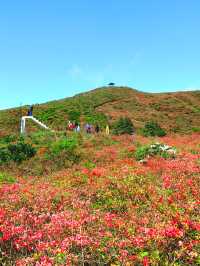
[67,121,80,132]
[26,105,110,135]
[67,121,110,135]
[84,123,100,134]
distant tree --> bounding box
[113,117,134,135]
[108,82,115,86]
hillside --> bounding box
[1,133,200,265]
[0,86,200,135]
[0,87,200,265]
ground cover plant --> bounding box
[0,132,199,265]
[134,143,176,161]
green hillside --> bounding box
[0,86,200,135]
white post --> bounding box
[20,118,23,134]
[20,117,26,134]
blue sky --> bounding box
[0,0,200,109]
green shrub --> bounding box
[191,127,200,133]
[134,145,150,161]
[141,121,166,137]
[0,173,16,184]
[29,130,55,146]
[47,135,80,164]
[50,138,77,155]
[0,134,17,144]
[0,142,36,164]
[135,143,176,161]
[8,142,36,163]
[0,147,11,163]
[113,117,134,135]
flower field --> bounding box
[0,134,200,265]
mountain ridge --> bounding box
[0,86,200,135]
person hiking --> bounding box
[95,124,100,133]
[89,124,93,133]
[74,122,78,132]
[106,124,110,135]
[27,105,33,116]
[68,121,74,131]
[76,124,80,133]
[87,124,91,134]
[85,123,89,133]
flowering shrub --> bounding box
[0,133,199,265]
[135,143,176,161]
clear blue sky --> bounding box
[0,0,200,110]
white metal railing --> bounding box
[20,116,51,134]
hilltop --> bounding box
[0,86,200,135]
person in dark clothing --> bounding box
[95,125,100,133]
[30,106,33,116]
[27,105,33,116]
[87,125,91,134]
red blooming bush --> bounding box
[0,133,199,265]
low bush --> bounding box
[0,142,36,164]
[134,145,150,161]
[191,127,200,133]
[46,135,81,164]
[0,134,17,144]
[8,142,36,163]
[50,138,76,155]
[0,173,16,184]
[0,147,11,163]
[113,117,134,135]
[141,121,166,137]
[135,143,176,161]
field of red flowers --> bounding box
[0,134,200,265]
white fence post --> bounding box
[20,117,26,134]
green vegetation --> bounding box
[135,143,176,161]
[1,86,200,136]
[191,127,200,133]
[0,172,16,184]
[113,117,134,135]
[0,134,17,144]
[84,112,108,127]
[0,141,36,164]
[0,132,83,175]
[67,110,81,123]
[141,121,166,137]
[46,135,81,165]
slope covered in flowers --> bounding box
[0,134,200,265]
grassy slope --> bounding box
[0,86,200,135]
